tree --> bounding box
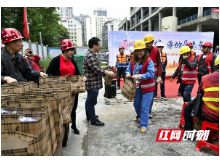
[1,7,69,47]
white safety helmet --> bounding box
[156,42,164,47]
[129,46,135,53]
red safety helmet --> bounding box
[201,41,213,48]
[60,39,76,51]
[1,28,23,44]
[186,41,193,47]
[1,44,5,49]
[119,46,124,51]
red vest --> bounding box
[131,58,155,93]
[25,55,41,72]
[178,56,197,84]
[149,47,159,76]
[201,73,219,118]
[197,52,215,73]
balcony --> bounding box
[178,8,217,25]
[203,8,212,17]
[178,14,198,25]
[152,7,159,14]
[143,13,149,19]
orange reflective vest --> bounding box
[201,73,219,118]
[161,52,166,63]
[131,58,155,93]
[178,56,197,84]
[116,54,127,69]
[197,52,215,73]
[149,47,159,76]
[191,51,196,57]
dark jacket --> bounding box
[1,47,40,83]
[172,57,197,82]
[46,55,81,76]
[197,55,217,78]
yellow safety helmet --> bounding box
[134,40,146,50]
[144,34,154,43]
[215,56,219,66]
[180,46,191,55]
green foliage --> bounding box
[39,57,53,72]
[1,7,69,47]
[100,62,107,66]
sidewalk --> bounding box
[63,81,218,156]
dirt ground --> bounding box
[63,85,218,156]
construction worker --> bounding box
[125,40,155,133]
[128,46,135,62]
[1,28,47,84]
[184,56,219,130]
[177,41,197,96]
[143,34,163,118]
[156,42,167,100]
[170,46,197,102]
[24,48,42,72]
[115,46,128,89]
[197,41,217,85]
[186,41,196,57]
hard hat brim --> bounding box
[2,36,24,44]
[134,47,146,50]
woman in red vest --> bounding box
[170,46,197,102]
[46,39,86,135]
[125,40,155,133]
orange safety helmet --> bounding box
[60,39,76,51]
[201,41,213,48]
[1,28,23,44]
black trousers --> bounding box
[184,100,217,130]
[71,93,78,128]
[198,77,202,86]
[117,69,125,88]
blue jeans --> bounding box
[149,76,157,113]
[179,83,194,102]
[85,88,99,123]
[134,88,154,128]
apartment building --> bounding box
[94,7,107,16]
[119,7,219,49]
[73,14,89,46]
[61,18,83,46]
[57,7,73,19]
[102,18,121,49]
[85,8,108,44]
